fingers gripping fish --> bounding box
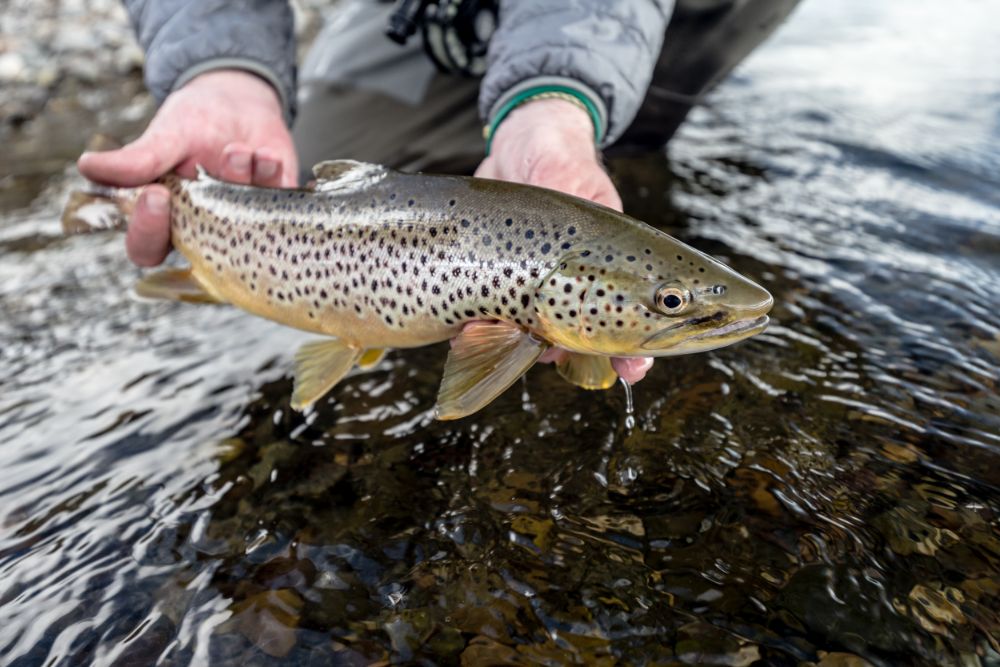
[64,160,773,419]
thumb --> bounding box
[78,127,188,187]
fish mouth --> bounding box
[641,314,770,351]
[687,314,770,342]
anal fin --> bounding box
[557,353,618,390]
[291,339,362,411]
[435,321,547,420]
[357,348,387,369]
[136,268,222,304]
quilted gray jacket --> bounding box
[122,0,674,146]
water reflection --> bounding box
[2,0,1000,664]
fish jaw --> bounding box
[640,312,771,356]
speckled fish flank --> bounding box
[65,160,773,419]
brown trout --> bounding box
[64,160,773,419]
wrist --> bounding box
[176,65,290,125]
[490,98,596,153]
[484,84,604,155]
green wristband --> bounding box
[484,85,603,156]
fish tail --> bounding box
[61,183,139,235]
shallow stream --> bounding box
[1,1,999,664]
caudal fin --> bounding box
[61,183,137,235]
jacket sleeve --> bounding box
[122,0,298,125]
[480,0,674,147]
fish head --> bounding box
[533,229,773,357]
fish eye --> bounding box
[655,285,691,315]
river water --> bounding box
[1,1,999,665]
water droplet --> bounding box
[619,376,635,431]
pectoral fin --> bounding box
[357,348,387,369]
[291,339,362,411]
[557,353,618,390]
[135,268,222,303]
[435,322,547,420]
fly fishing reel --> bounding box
[386,0,498,77]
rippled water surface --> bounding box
[2,2,1000,665]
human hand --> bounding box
[474,98,653,384]
[77,69,298,267]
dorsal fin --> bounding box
[311,160,388,192]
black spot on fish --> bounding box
[505,218,513,227]
[461,219,471,228]
[541,243,551,254]
[525,230,534,239]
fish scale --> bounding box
[64,159,773,418]
[172,166,602,349]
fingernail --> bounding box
[227,150,251,172]
[256,158,279,179]
[145,190,168,214]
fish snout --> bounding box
[723,278,773,319]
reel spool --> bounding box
[387,0,498,77]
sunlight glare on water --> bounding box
[1,0,999,664]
